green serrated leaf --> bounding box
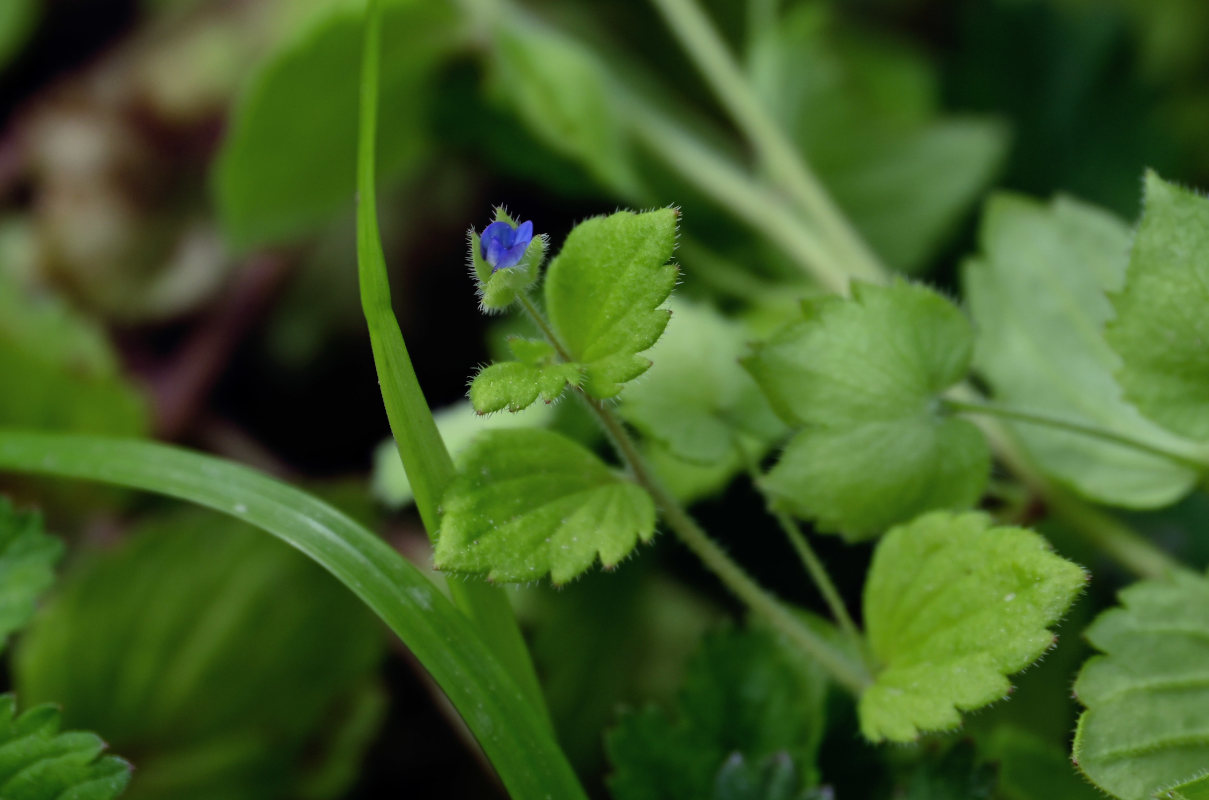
[214,0,456,250]
[0,499,61,657]
[619,300,787,466]
[860,511,1087,742]
[0,695,130,799]
[1072,570,1209,800]
[468,209,549,311]
[745,281,988,540]
[544,209,679,398]
[1107,172,1209,441]
[469,360,581,414]
[1163,774,1209,800]
[14,509,385,800]
[435,428,656,583]
[965,193,1198,508]
[607,628,827,800]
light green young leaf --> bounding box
[544,209,679,398]
[744,281,988,540]
[468,208,549,312]
[1107,172,1209,441]
[965,194,1198,508]
[214,0,457,250]
[434,428,656,584]
[750,4,1005,273]
[606,628,827,800]
[619,300,786,465]
[1072,570,1209,800]
[0,695,130,799]
[0,500,61,656]
[860,511,1087,742]
[372,400,555,509]
[15,509,386,800]
[0,274,147,436]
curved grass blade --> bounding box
[355,0,550,722]
[0,431,587,800]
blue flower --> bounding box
[480,219,534,272]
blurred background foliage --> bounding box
[1,0,1208,796]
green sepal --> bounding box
[0,695,130,799]
[1072,570,1209,800]
[544,209,679,398]
[860,511,1087,743]
[468,207,549,312]
[744,281,988,540]
[1106,171,1209,441]
[434,428,656,584]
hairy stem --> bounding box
[734,439,862,645]
[516,294,871,693]
[647,0,887,283]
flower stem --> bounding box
[646,0,888,283]
[734,439,862,646]
[516,294,872,693]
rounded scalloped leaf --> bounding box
[1073,571,1209,800]
[860,511,1087,742]
[744,281,988,539]
[435,428,656,584]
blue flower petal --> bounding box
[480,219,535,272]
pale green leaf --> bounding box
[15,509,385,800]
[1107,172,1209,440]
[1072,571,1209,800]
[619,300,786,465]
[750,5,1005,272]
[372,400,555,510]
[214,0,457,250]
[965,193,1198,508]
[744,281,988,539]
[606,628,827,800]
[0,695,130,799]
[434,428,656,584]
[0,499,61,657]
[544,209,679,398]
[860,511,1087,742]
[469,361,581,413]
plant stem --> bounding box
[734,438,862,644]
[516,294,871,694]
[647,0,887,283]
[944,398,1209,471]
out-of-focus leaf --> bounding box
[0,0,35,71]
[607,628,827,800]
[965,193,1197,507]
[14,509,386,800]
[1072,570,1209,800]
[983,727,1101,800]
[901,741,997,800]
[0,499,61,655]
[0,274,146,436]
[750,5,1006,273]
[0,695,131,800]
[214,0,457,250]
